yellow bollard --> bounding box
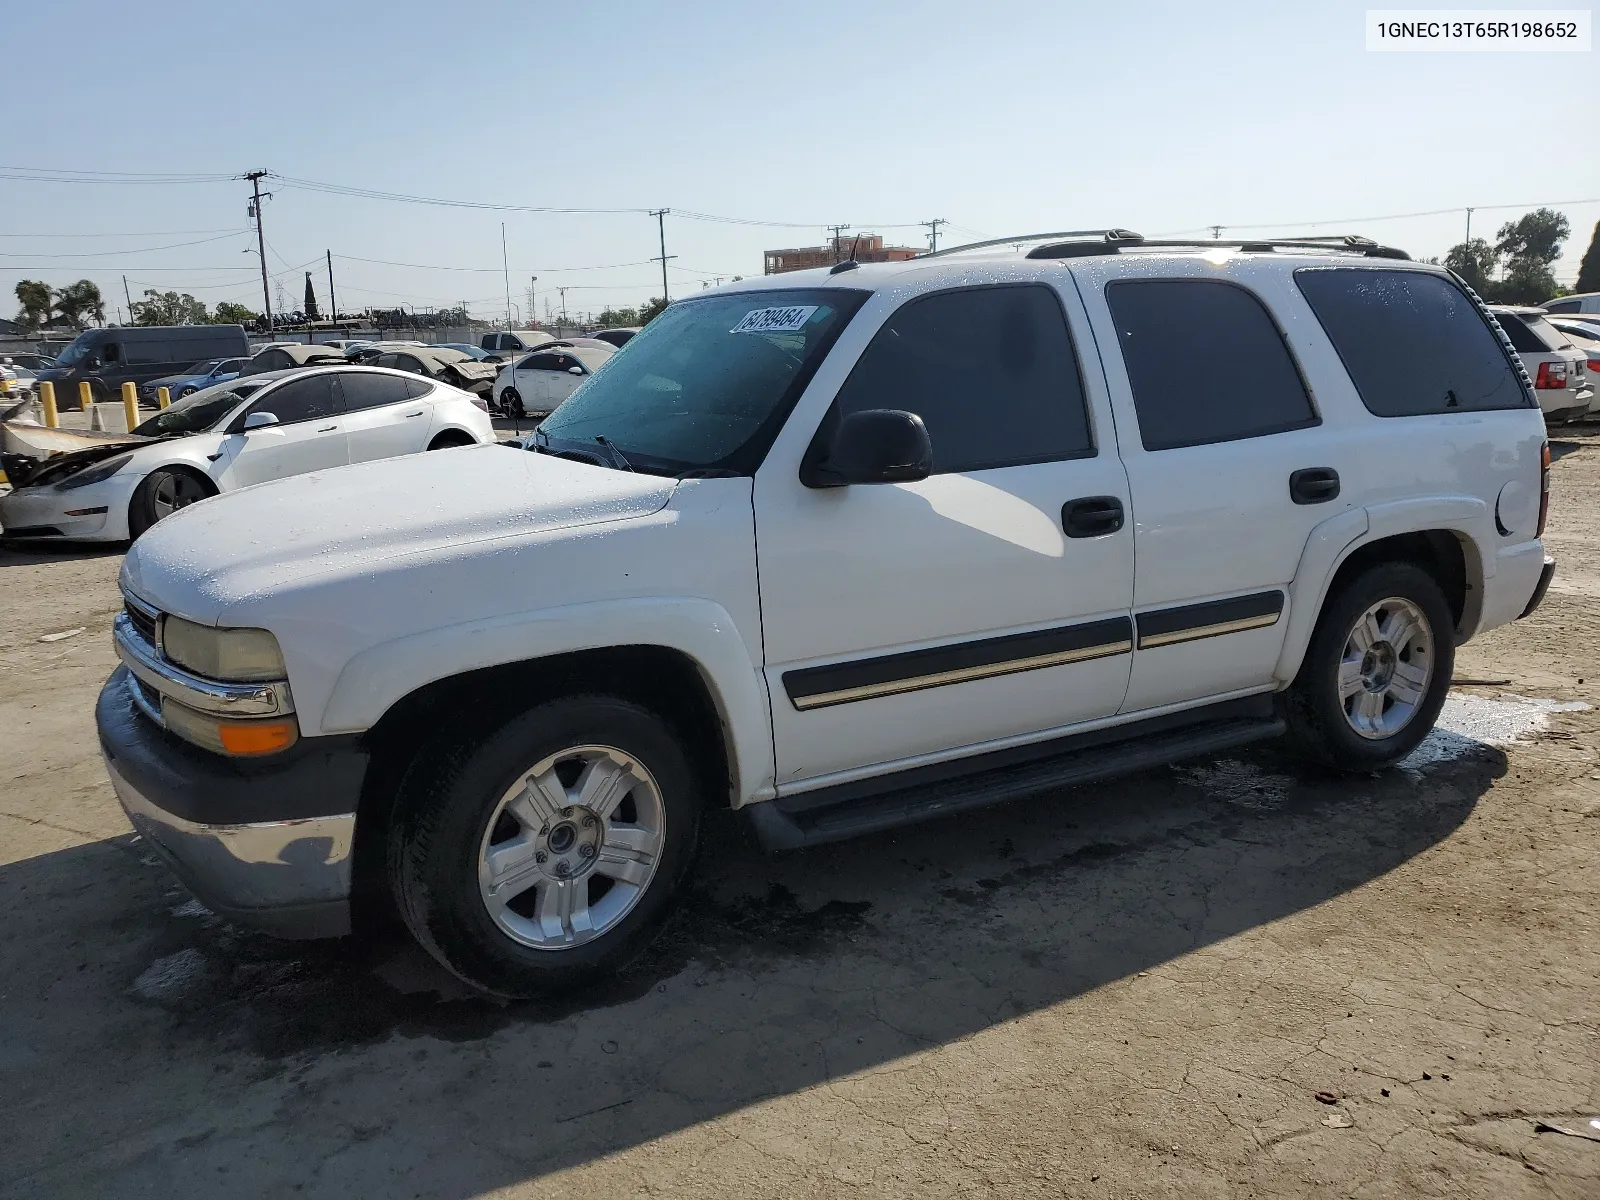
[157,386,171,409]
[78,380,93,411]
[40,381,58,428]
[121,381,139,432]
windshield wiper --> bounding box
[594,435,635,472]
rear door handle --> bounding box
[1289,467,1340,505]
[404,410,425,418]
[1061,495,1125,538]
[317,424,339,432]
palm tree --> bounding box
[52,280,107,328]
[13,280,52,329]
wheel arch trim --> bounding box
[1274,495,1491,684]
[318,596,775,804]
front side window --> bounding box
[1295,268,1531,416]
[242,374,341,427]
[1106,279,1316,450]
[102,343,121,363]
[828,283,1094,473]
[537,287,867,475]
[523,353,562,372]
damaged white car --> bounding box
[0,365,493,543]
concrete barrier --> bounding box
[121,382,139,433]
[77,381,92,411]
[40,381,58,428]
[157,387,171,410]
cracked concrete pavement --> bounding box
[2,436,1598,1198]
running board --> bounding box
[746,711,1285,851]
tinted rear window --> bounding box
[1522,316,1571,351]
[1105,279,1317,451]
[1296,270,1531,416]
[1491,313,1549,354]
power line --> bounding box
[330,252,658,273]
[0,227,246,239]
[0,231,248,259]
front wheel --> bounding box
[1285,562,1454,772]
[128,468,214,540]
[388,695,703,997]
[500,387,525,419]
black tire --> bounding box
[387,695,703,998]
[427,431,476,450]
[128,468,215,540]
[501,388,525,419]
[1285,561,1454,772]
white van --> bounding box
[1544,292,1600,315]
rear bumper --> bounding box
[97,667,365,938]
[1520,556,1556,620]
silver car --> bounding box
[1488,305,1594,422]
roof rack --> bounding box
[1024,232,1410,261]
[919,229,1143,258]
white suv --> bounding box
[97,232,1555,997]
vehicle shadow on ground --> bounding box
[0,541,124,567]
[0,745,1504,1196]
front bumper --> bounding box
[97,667,367,938]
[0,471,137,541]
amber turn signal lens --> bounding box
[217,720,299,756]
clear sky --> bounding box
[3,0,1595,326]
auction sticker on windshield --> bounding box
[730,306,818,334]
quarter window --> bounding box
[1296,269,1531,416]
[1106,279,1317,451]
[829,284,1094,473]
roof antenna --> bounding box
[830,234,865,274]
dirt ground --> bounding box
[2,435,1598,1199]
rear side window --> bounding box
[830,283,1094,473]
[338,372,412,412]
[1523,315,1571,350]
[1105,279,1316,450]
[1296,269,1530,416]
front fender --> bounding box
[1273,495,1491,684]
[318,596,775,805]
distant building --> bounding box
[763,233,922,275]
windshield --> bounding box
[131,379,265,436]
[536,288,867,474]
[53,334,97,368]
[184,359,226,375]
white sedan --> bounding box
[492,345,613,418]
[0,365,493,543]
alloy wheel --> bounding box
[1338,596,1434,739]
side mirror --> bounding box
[804,409,932,488]
[85,355,101,370]
[567,365,584,376]
[242,411,280,430]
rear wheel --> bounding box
[427,431,476,450]
[1285,562,1454,771]
[388,695,702,998]
[128,468,214,540]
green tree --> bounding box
[51,279,106,328]
[1575,220,1600,294]
[1495,208,1569,270]
[303,273,321,321]
[211,301,259,327]
[1443,239,1499,292]
[596,306,639,327]
[131,289,208,326]
[13,280,52,329]
[638,296,669,325]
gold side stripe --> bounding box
[1136,611,1281,649]
[791,639,1133,711]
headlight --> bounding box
[58,453,133,490]
[161,615,287,681]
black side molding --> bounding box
[1135,591,1284,649]
[782,616,1133,711]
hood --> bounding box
[143,372,202,389]
[121,444,678,623]
[6,439,149,488]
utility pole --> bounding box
[246,171,273,334]
[501,222,513,331]
[650,209,674,303]
[827,224,850,263]
[1210,225,1223,240]
[1464,207,1474,246]
[558,286,568,329]
[529,275,538,326]
[326,250,338,327]
[121,275,133,320]
[922,218,946,253]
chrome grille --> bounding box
[122,595,159,647]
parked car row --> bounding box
[1487,305,1595,423]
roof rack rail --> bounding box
[920,229,1143,258]
[1128,236,1411,260]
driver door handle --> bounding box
[1289,467,1340,505]
[318,424,338,432]
[1061,496,1125,538]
